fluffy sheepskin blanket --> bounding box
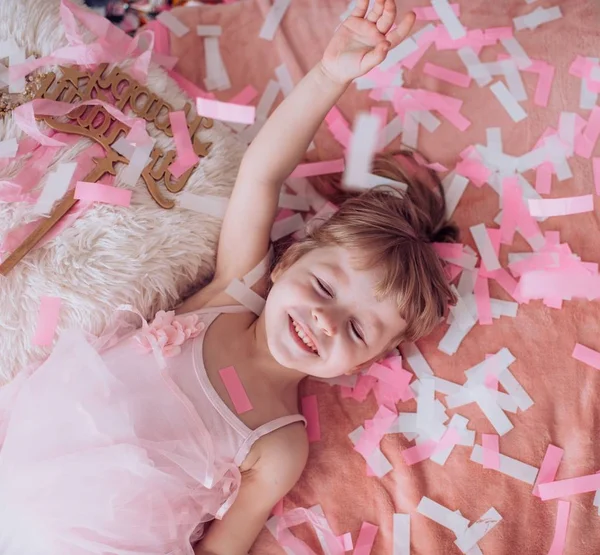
[0,0,246,382]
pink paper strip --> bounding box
[337,532,353,551]
[423,62,471,88]
[290,159,345,178]
[547,501,570,555]
[433,427,461,454]
[301,395,321,442]
[218,366,253,414]
[535,162,553,194]
[402,439,437,465]
[168,111,199,178]
[500,176,522,245]
[196,97,256,125]
[534,63,554,107]
[354,522,378,555]
[572,343,600,370]
[413,4,459,20]
[474,274,493,325]
[533,444,564,497]
[576,106,600,158]
[482,434,500,470]
[229,85,258,105]
[593,158,600,195]
[74,181,132,207]
[33,296,61,346]
[538,473,600,501]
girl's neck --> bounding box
[239,315,306,397]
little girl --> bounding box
[0,2,458,554]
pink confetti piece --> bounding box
[575,105,600,158]
[414,3,459,20]
[33,296,61,346]
[533,444,564,497]
[74,181,132,207]
[474,274,492,325]
[402,439,437,465]
[482,434,500,470]
[290,159,345,178]
[228,85,258,105]
[218,366,253,414]
[426,162,448,172]
[539,473,600,501]
[547,501,570,555]
[535,161,553,194]
[354,522,378,555]
[301,395,321,442]
[168,111,200,178]
[528,195,594,217]
[423,62,471,88]
[337,532,353,551]
[593,158,600,195]
[572,343,600,370]
[196,97,256,125]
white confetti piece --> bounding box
[430,414,472,465]
[379,37,419,71]
[275,64,295,97]
[270,213,305,241]
[442,171,469,218]
[349,426,393,478]
[417,497,469,536]
[401,112,420,149]
[470,223,501,271]
[489,81,527,122]
[343,112,380,188]
[196,25,222,37]
[514,6,562,31]
[455,508,502,554]
[432,0,467,39]
[225,278,266,315]
[470,385,514,435]
[32,162,77,216]
[500,37,532,69]
[204,37,231,91]
[156,11,190,38]
[178,192,229,218]
[259,0,292,41]
[470,445,539,484]
[457,47,492,87]
[382,116,404,147]
[393,514,410,555]
[0,137,18,158]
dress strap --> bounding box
[234,414,307,467]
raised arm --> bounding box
[206,0,415,296]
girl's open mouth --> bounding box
[289,316,319,355]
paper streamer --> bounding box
[33,162,77,216]
[196,97,256,125]
[354,522,378,555]
[156,11,190,38]
[432,0,466,40]
[178,192,229,218]
[167,111,200,178]
[529,195,594,218]
[33,296,62,346]
[301,395,321,442]
[417,497,469,536]
[490,81,527,122]
[218,366,253,414]
[572,343,600,370]
[204,36,231,91]
[224,278,266,315]
[259,0,292,41]
[275,63,295,97]
[454,508,502,554]
[271,213,305,241]
[196,25,222,37]
[547,501,570,555]
[0,138,18,158]
[533,444,564,497]
[482,434,500,470]
[470,224,500,271]
[471,444,538,484]
[343,113,380,188]
[393,514,410,555]
[74,181,131,207]
[291,159,344,178]
[539,473,600,500]
[349,426,393,478]
[424,62,471,88]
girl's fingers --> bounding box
[361,40,390,72]
[386,11,416,48]
[351,0,370,18]
[366,0,385,22]
[376,0,397,34]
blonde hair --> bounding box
[274,150,458,343]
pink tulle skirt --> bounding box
[0,327,240,555]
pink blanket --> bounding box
[148,1,600,553]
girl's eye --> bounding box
[316,278,333,297]
[350,321,364,341]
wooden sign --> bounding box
[0,63,213,275]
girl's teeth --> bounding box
[293,321,316,352]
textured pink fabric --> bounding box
[0,305,304,554]
[152,1,600,553]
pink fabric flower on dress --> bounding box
[135,310,205,358]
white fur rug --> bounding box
[0,0,245,382]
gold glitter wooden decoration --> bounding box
[0,63,213,276]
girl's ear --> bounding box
[270,264,283,283]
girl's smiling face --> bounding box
[262,246,407,378]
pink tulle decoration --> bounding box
[135,310,205,358]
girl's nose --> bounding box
[312,307,337,336]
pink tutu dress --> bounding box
[0,305,306,555]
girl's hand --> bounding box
[321,0,416,84]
